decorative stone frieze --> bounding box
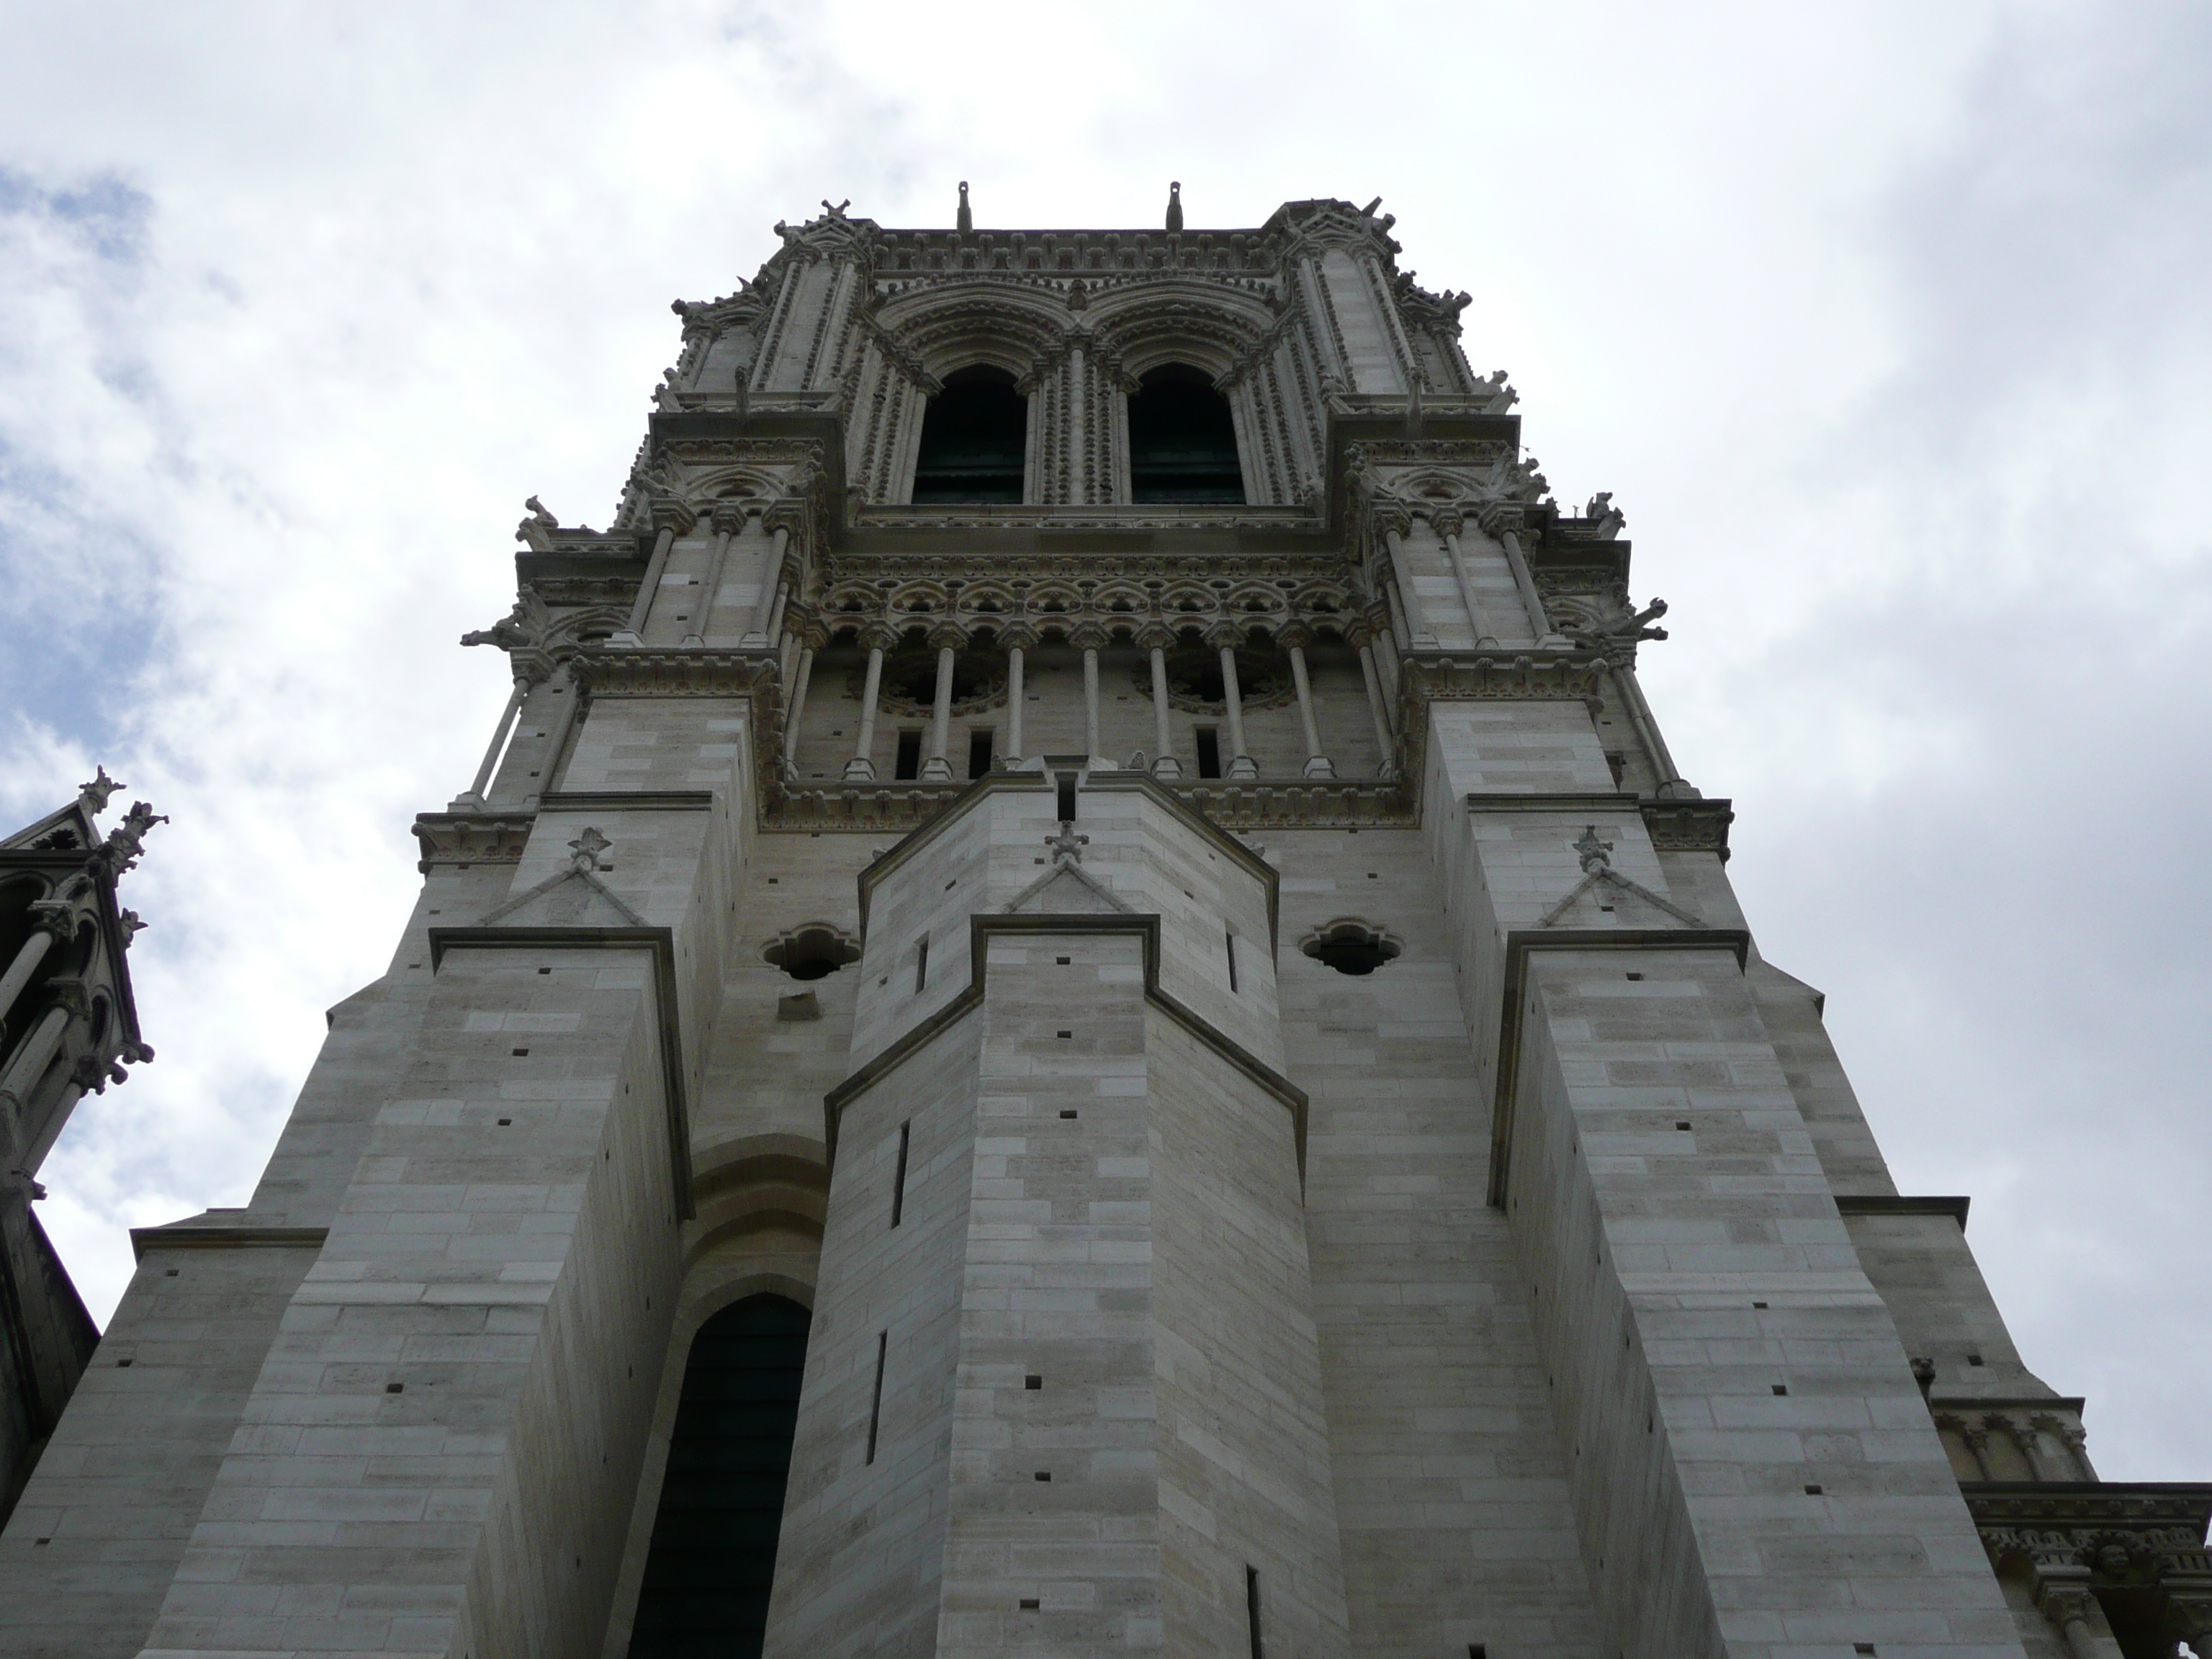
[408,812,536,871]
[1639,797,1735,860]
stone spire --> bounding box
[1165,180,1183,232]
[956,179,972,233]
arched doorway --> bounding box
[626,1294,811,1658]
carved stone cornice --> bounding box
[1398,652,1606,703]
[1639,798,1735,861]
[571,651,783,701]
[410,813,537,873]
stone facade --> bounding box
[2,193,2207,1659]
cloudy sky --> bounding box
[2,1,2206,1480]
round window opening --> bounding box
[763,925,863,982]
[1300,922,1402,976]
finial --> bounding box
[77,765,123,816]
[1165,181,1183,233]
[956,181,973,234]
[1045,822,1089,865]
[569,827,612,873]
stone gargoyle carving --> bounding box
[1585,493,1627,539]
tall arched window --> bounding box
[1128,364,1244,503]
[912,365,1027,503]
[628,1295,811,1659]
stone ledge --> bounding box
[1835,1193,1972,1229]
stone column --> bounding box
[1608,656,1698,799]
[523,665,582,807]
[0,999,73,1129]
[1074,624,1107,760]
[2038,1583,2108,1659]
[1365,602,1402,703]
[0,902,70,1028]
[1001,624,1035,763]
[611,495,697,645]
[745,522,793,647]
[1483,507,1570,648]
[1380,516,1437,647]
[1209,625,1259,779]
[781,626,825,774]
[458,680,529,806]
[1349,624,1396,778]
[844,626,894,783]
[922,626,961,782]
[1138,625,1179,780]
[1435,511,1501,646]
[685,500,745,647]
[1280,626,1335,779]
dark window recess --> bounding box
[894,730,923,781]
[912,366,1026,503]
[1129,364,1245,503]
[914,937,929,994]
[1056,776,1077,821]
[1195,727,1223,778]
[627,1294,811,1659]
[967,729,994,780]
[891,1122,911,1228]
[1245,1565,1265,1659]
[1226,929,1239,994]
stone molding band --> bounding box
[426,925,697,1220]
[1833,1194,1972,1229]
[127,1226,331,1262]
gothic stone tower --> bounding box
[2,193,2207,1659]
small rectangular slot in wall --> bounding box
[1195,727,1222,778]
[891,1121,911,1228]
[866,1331,887,1465]
[1056,775,1077,821]
[895,729,923,780]
[968,729,994,779]
[1245,1565,1264,1659]
[1225,928,1239,993]
[914,936,929,994]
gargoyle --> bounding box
[516,495,559,552]
[1585,492,1627,539]
[461,602,536,652]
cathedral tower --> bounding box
[1,192,2206,1659]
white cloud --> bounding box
[1,0,2205,1480]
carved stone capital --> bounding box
[1474,500,1526,537]
[925,621,968,654]
[710,498,750,535]
[1202,621,1249,652]
[646,491,700,535]
[997,621,1043,653]
[857,622,902,655]
[1275,622,1316,652]
[1132,622,1177,653]
[1066,621,1112,652]
[26,898,76,943]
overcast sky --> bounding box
[2,1,2206,1481]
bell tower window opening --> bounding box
[912,365,1027,503]
[1128,364,1244,503]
